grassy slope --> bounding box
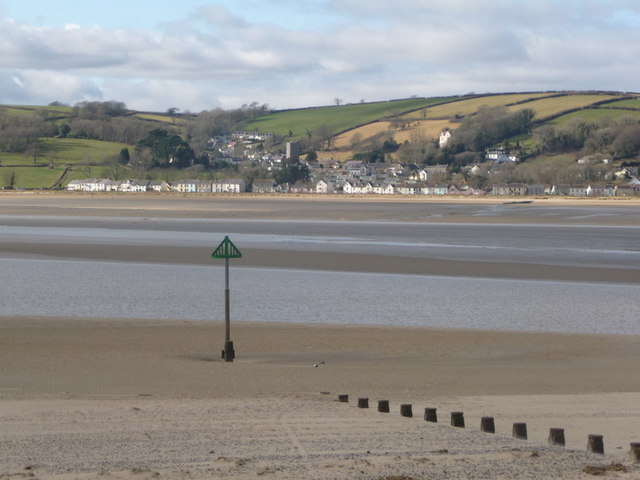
[549,108,640,126]
[248,97,453,137]
[1,166,66,189]
[0,138,133,189]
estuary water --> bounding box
[1,257,639,334]
[1,214,639,335]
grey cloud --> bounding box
[0,1,639,111]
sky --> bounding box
[1,0,640,112]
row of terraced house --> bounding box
[66,178,640,196]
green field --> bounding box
[0,105,73,118]
[548,108,640,126]
[248,97,453,137]
[1,166,67,189]
[38,138,132,164]
[603,98,640,109]
[506,94,623,120]
[0,138,133,188]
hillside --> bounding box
[1,91,640,190]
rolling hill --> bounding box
[1,90,639,189]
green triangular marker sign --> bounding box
[212,236,243,259]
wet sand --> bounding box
[1,316,639,479]
[1,193,639,479]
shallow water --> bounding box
[1,214,639,334]
[2,257,639,335]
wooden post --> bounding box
[338,394,349,403]
[630,442,640,462]
[587,434,604,455]
[513,422,528,440]
[377,400,390,413]
[548,428,565,446]
[357,397,369,409]
[400,404,413,417]
[424,408,437,422]
[450,411,465,428]
[480,416,495,433]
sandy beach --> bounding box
[1,193,639,479]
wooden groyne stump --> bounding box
[378,400,390,413]
[480,416,495,433]
[338,394,349,403]
[630,442,640,462]
[400,404,413,417]
[588,434,604,455]
[450,411,465,428]
[513,422,528,440]
[357,397,369,409]
[548,428,565,446]
[424,408,437,423]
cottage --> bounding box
[439,128,453,148]
[615,185,635,197]
[195,181,212,193]
[213,178,246,193]
[316,179,336,194]
[526,184,545,196]
[342,179,373,194]
[423,184,449,195]
[486,149,519,163]
[147,180,171,192]
[172,179,199,193]
[288,181,314,193]
[491,184,527,196]
[586,185,615,197]
[406,164,428,182]
[119,179,149,192]
[395,183,427,195]
[252,179,279,193]
[372,183,395,195]
[344,160,369,178]
[66,179,90,191]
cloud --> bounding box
[0,1,639,111]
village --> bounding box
[67,129,640,197]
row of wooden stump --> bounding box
[338,395,640,460]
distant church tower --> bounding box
[286,141,300,160]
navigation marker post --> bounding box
[211,236,243,362]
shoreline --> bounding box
[3,189,640,204]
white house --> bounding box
[438,128,453,148]
[147,180,171,192]
[423,184,449,195]
[252,179,279,193]
[66,179,90,191]
[344,161,369,178]
[100,179,121,192]
[212,179,246,193]
[486,148,519,163]
[372,183,395,195]
[316,179,336,194]
[395,183,427,195]
[342,180,373,194]
[172,179,199,193]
